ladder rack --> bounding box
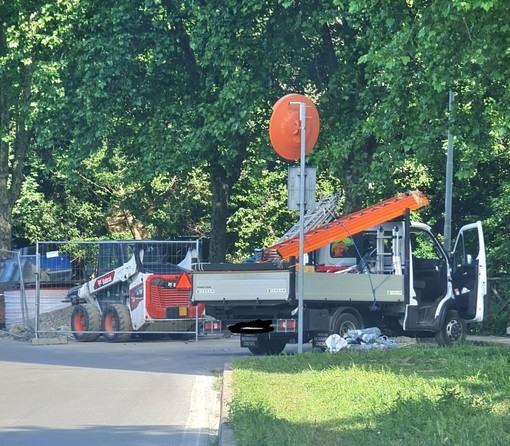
[277,193,340,242]
[265,191,429,261]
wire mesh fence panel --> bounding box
[26,240,207,341]
[0,248,36,332]
[482,277,510,335]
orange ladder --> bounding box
[266,191,429,261]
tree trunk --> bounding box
[0,21,34,251]
[0,22,11,251]
[0,204,12,252]
[209,164,230,263]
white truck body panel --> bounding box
[193,270,290,304]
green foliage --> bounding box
[475,278,510,336]
[11,174,108,246]
[228,161,292,260]
[0,0,80,249]
[229,160,343,260]
[2,0,510,273]
[230,345,510,446]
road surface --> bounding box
[0,335,250,446]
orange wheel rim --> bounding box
[269,94,320,160]
[74,313,85,332]
[105,314,116,333]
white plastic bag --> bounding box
[325,334,348,352]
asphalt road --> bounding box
[0,335,251,446]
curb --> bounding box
[466,335,510,347]
[218,362,236,446]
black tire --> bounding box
[71,304,101,342]
[169,333,196,341]
[333,312,362,337]
[101,304,132,342]
[137,332,167,341]
[435,310,467,346]
[247,346,264,355]
[248,336,287,355]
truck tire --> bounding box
[333,312,361,337]
[169,333,196,341]
[71,304,101,342]
[435,310,467,346]
[101,304,132,342]
[248,336,287,355]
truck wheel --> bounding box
[247,346,264,355]
[249,337,287,355]
[101,304,132,342]
[169,333,196,341]
[333,313,361,337]
[71,304,101,342]
[435,310,467,346]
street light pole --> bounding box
[444,89,454,254]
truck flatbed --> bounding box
[192,267,405,305]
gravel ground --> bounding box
[0,305,75,341]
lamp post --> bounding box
[444,89,454,254]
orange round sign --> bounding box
[269,94,320,161]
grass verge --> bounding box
[229,344,510,446]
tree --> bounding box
[8,0,510,271]
[0,1,75,250]
[0,6,33,251]
[350,0,510,266]
[55,0,288,261]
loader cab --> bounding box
[96,241,188,277]
[97,243,126,276]
[95,242,151,276]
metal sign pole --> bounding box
[291,101,306,354]
[269,93,320,354]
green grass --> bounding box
[228,345,510,446]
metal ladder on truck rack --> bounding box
[277,193,340,242]
[265,190,429,261]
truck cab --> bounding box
[310,218,486,344]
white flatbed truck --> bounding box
[192,192,486,354]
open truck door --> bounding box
[451,221,486,323]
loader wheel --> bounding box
[71,304,101,342]
[435,310,466,346]
[101,304,132,342]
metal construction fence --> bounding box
[482,277,510,335]
[0,239,217,341]
[1,243,509,338]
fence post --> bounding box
[35,242,41,339]
[0,292,5,329]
